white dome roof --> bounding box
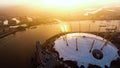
[53,33,119,68]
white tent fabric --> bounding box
[54,33,119,68]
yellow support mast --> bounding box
[76,38,78,51]
[89,40,95,52]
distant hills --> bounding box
[0,6,120,20]
[83,6,120,20]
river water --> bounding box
[0,20,120,68]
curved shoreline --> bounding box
[0,27,26,39]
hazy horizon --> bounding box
[0,0,120,20]
[0,0,120,8]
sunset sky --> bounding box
[0,0,119,7]
[0,0,120,14]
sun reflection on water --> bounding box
[60,24,70,32]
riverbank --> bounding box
[0,27,26,38]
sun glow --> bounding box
[41,0,78,7]
[32,0,119,12]
[60,24,70,32]
[40,0,98,8]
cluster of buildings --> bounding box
[0,16,34,34]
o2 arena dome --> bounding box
[38,33,120,68]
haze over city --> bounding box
[0,0,120,68]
